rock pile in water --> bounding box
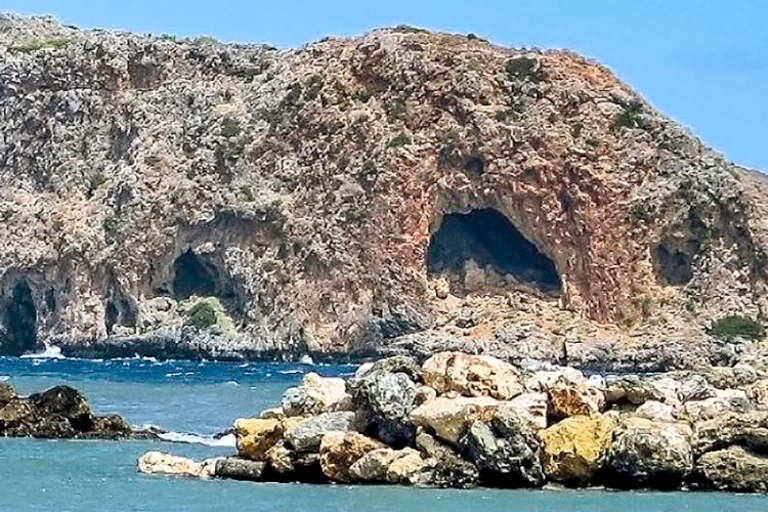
[139,352,768,492]
[0,381,155,439]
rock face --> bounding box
[3,15,768,365]
[539,414,613,484]
[0,382,151,439]
[605,418,692,489]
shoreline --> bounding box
[136,351,768,493]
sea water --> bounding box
[0,356,765,512]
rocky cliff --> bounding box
[1,14,767,366]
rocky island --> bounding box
[140,351,768,492]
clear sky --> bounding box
[4,1,768,171]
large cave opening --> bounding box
[0,281,38,356]
[427,208,561,295]
[172,250,217,299]
[170,250,239,313]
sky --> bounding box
[4,1,768,171]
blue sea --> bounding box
[0,355,765,512]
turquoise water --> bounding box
[1,357,766,512]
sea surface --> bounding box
[0,354,766,512]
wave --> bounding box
[0,375,8,381]
[158,431,236,447]
[19,345,66,360]
[277,369,302,374]
[299,354,315,365]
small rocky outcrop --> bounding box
[0,382,154,439]
[138,351,768,493]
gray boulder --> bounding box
[692,411,768,456]
[695,446,768,492]
[461,407,544,487]
[414,430,479,488]
[215,458,266,481]
[351,367,418,446]
[604,417,692,489]
[284,411,356,452]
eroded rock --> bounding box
[319,431,385,483]
[421,352,523,400]
[539,414,614,484]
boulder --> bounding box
[265,441,324,482]
[319,432,385,483]
[546,373,604,419]
[681,390,753,423]
[633,400,676,422]
[386,450,432,485]
[285,411,357,452]
[604,375,663,405]
[539,414,614,484]
[462,407,544,487]
[421,352,523,400]
[604,417,692,489]
[349,448,400,482]
[506,392,548,429]
[410,396,499,445]
[348,447,424,482]
[695,446,768,492]
[692,411,768,456]
[415,430,479,488]
[414,386,437,405]
[351,370,417,446]
[137,451,216,479]
[281,372,352,417]
[259,407,285,419]
[234,418,282,460]
[214,458,266,481]
[353,356,421,381]
[678,375,716,402]
[0,381,16,406]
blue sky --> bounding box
[4,1,768,170]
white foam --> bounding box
[19,345,65,360]
[0,376,9,382]
[277,369,302,375]
[299,354,315,365]
[223,381,239,387]
[158,431,236,447]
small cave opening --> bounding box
[0,281,38,356]
[427,208,561,295]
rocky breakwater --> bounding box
[138,351,768,492]
[0,381,155,439]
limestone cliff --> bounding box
[1,14,767,366]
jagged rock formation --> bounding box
[2,14,768,365]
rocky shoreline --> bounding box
[138,351,768,493]
[0,381,157,439]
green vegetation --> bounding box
[87,171,106,194]
[571,123,584,138]
[144,155,162,167]
[221,117,242,138]
[629,201,657,225]
[192,36,219,46]
[356,88,373,103]
[389,132,412,148]
[240,185,255,201]
[505,57,547,83]
[385,98,408,121]
[285,82,303,105]
[11,37,71,53]
[185,302,218,330]
[392,25,431,34]
[612,99,644,131]
[709,315,765,341]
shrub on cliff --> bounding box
[709,315,765,341]
[185,302,218,330]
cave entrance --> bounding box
[172,251,217,299]
[1,281,38,356]
[427,208,561,294]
